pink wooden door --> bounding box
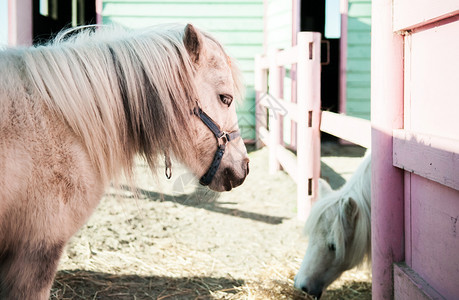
[372,1,459,299]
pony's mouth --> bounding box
[223,175,246,191]
[208,166,247,192]
[223,178,243,191]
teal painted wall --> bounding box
[102,0,264,140]
[346,0,371,120]
[265,0,293,145]
[265,0,292,52]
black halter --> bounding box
[193,106,240,186]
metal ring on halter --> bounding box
[217,132,229,146]
[164,153,172,179]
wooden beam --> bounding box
[320,111,371,148]
[258,95,298,123]
[393,129,459,191]
[394,263,446,300]
[255,55,269,70]
[275,144,298,184]
[393,0,459,32]
[275,46,298,66]
[258,126,269,147]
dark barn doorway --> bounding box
[300,0,340,142]
[33,0,96,44]
[300,0,340,114]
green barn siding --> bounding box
[346,0,371,120]
[347,86,371,99]
[102,0,264,140]
[104,17,263,31]
[347,44,371,58]
[264,0,293,145]
[265,0,292,52]
[347,2,372,17]
[347,17,371,30]
[103,3,262,17]
[347,31,371,44]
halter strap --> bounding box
[193,106,240,185]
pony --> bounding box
[294,151,371,298]
[0,23,249,299]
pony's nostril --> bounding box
[300,285,322,299]
[242,158,250,175]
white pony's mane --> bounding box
[305,152,371,269]
[13,24,242,183]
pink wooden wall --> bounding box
[372,0,459,298]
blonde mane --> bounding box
[17,24,242,184]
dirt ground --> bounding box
[51,142,371,299]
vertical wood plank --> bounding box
[371,0,405,298]
[96,0,103,24]
[268,49,283,174]
[404,172,412,267]
[296,32,321,221]
[8,0,32,46]
[254,55,268,149]
[339,0,348,115]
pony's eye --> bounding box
[328,243,336,251]
[219,94,233,107]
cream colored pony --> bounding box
[0,24,249,299]
[294,152,371,298]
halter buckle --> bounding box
[217,132,229,146]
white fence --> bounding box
[254,31,371,220]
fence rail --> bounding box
[255,31,371,220]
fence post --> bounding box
[255,55,268,149]
[296,32,321,220]
[371,0,405,297]
[268,49,283,174]
[8,0,33,46]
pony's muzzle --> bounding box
[300,286,322,299]
[220,158,249,191]
[294,275,324,299]
[295,280,323,299]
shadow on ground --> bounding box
[107,184,288,225]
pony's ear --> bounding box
[344,197,359,227]
[184,24,203,64]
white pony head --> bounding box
[24,23,249,192]
[182,24,249,191]
[294,153,371,298]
